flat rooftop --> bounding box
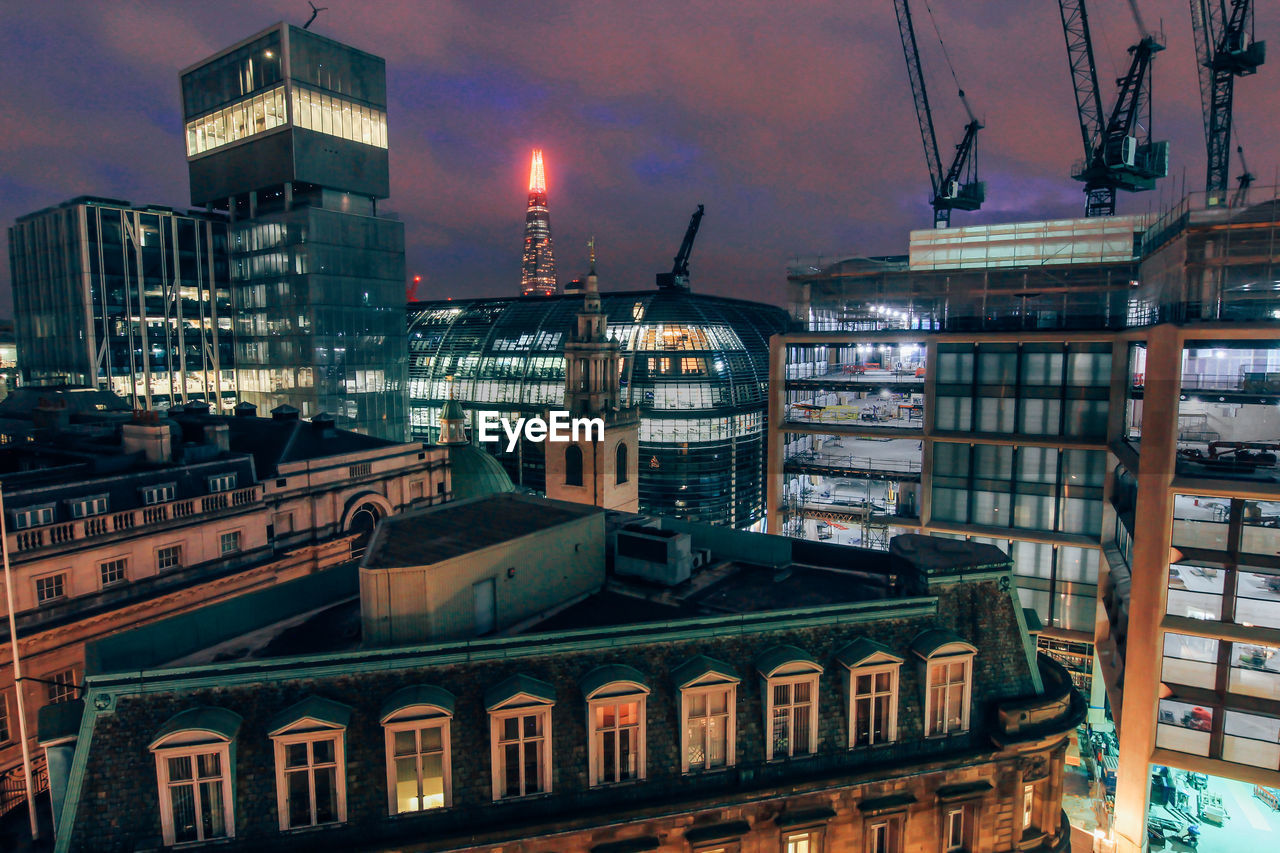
[364,492,603,568]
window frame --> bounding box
[760,660,822,761]
[382,703,452,815]
[864,813,905,853]
[271,722,348,831]
[99,556,128,588]
[584,678,649,787]
[34,571,67,604]
[141,482,177,506]
[207,473,238,494]
[12,504,54,530]
[488,694,554,801]
[157,543,184,572]
[151,734,236,846]
[942,803,974,853]
[782,826,825,853]
[219,529,243,555]
[679,672,738,773]
[917,640,976,738]
[68,494,109,519]
[46,669,77,705]
[0,691,10,744]
[848,661,900,748]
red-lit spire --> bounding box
[529,149,547,194]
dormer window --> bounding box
[268,696,351,830]
[149,707,242,845]
[69,494,108,519]
[673,654,740,773]
[380,685,455,814]
[207,474,237,493]
[12,505,54,530]
[756,645,823,760]
[141,483,176,505]
[581,664,649,786]
[912,630,977,737]
[486,674,555,800]
[836,638,903,748]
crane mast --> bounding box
[1057,0,1169,217]
[1190,0,1265,204]
[656,204,704,291]
[892,0,984,229]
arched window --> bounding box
[565,445,583,487]
[615,441,629,485]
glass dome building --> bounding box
[407,288,788,528]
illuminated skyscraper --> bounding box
[520,149,557,296]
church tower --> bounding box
[545,244,639,511]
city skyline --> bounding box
[2,0,1278,316]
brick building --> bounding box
[42,495,1082,852]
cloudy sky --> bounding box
[1,0,1277,314]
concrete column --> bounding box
[1112,323,1180,853]
[765,334,787,534]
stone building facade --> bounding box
[0,389,449,814]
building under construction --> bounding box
[770,188,1280,853]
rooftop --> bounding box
[364,492,600,567]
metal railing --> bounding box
[785,450,922,475]
[8,486,261,555]
[0,755,47,818]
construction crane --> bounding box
[656,204,704,290]
[1057,0,1170,217]
[1231,144,1255,207]
[1190,0,1265,205]
[892,0,984,229]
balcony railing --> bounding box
[8,487,261,555]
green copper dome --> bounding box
[448,443,515,502]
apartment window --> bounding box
[615,441,629,485]
[852,665,899,746]
[944,806,972,852]
[0,692,10,743]
[157,544,183,571]
[151,706,240,840]
[35,573,66,604]
[381,686,454,814]
[12,505,54,530]
[220,530,242,555]
[68,494,109,519]
[487,675,555,800]
[913,632,976,737]
[583,665,649,786]
[47,670,77,704]
[141,483,176,505]
[270,698,350,830]
[675,655,739,773]
[150,708,240,846]
[99,557,127,587]
[207,474,237,493]
[838,641,902,747]
[783,828,824,853]
[758,647,822,760]
[865,815,904,853]
[1022,785,1034,831]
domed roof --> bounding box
[448,443,515,502]
[440,397,466,422]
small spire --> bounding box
[588,236,596,275]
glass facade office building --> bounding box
[9,197,233,409]
[181,24,406,440]
[408,289,788,527]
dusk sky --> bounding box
[2,0,1278,315]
